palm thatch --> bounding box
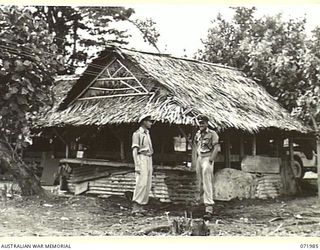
[36,46,308,133]
[51,75,79,105]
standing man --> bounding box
[131,114,154,216]
[194,115,220,220]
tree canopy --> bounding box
[197,7,320,129]
[0,6,66,195]
[0,5,160,152]
[0,5,159,195]
[33,6,160,73]
[0,6,64,149]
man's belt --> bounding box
[198,151,212,157]
[198,143,220,153]
[138,151,153,157]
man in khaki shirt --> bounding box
[131,114,154,216]
[194,115,220,220]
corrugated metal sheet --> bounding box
[66,163,284,202]
[67,165,198,203]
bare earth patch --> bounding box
[1,192,320,236]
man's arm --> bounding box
[132,147,141,174]
[193,132,199,156]
[209,132,220,163]
[132,133,141,174]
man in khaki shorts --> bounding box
[194,115,220,220]
[131,114,154,216]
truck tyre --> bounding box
[292,160,303,179]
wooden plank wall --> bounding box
[241,155,285,199]
[241,155,287,199]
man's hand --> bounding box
[209,144,220,163]
[132,148,141,174]
[135,160,141,174]
[135,169,141,174]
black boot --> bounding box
[132,202,146,217]
[203,205,213,221]
[203,212,213,221]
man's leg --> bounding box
[132,201,141,214]
[132,155,149,214]
[132,169,144,215]
[144,156,153,204]
[195,156,203,203]
[202,157,214,217]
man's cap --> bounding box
[197,115,209,123]
[138,114,152,123]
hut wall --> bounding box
[66,164,198,203]
[50,123,197,167]
[239,155,294,199]
[64,158,291,202]
[34,126,300,201]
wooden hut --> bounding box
[33,45,312,202]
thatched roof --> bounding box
[52,75,79,104]
[36,46,309,133]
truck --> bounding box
[284,139,317,179]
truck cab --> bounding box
[284,139,317,179]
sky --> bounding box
[114,4,320,57]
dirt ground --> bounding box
[1,179,320,237]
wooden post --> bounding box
[225,133,231,168]
[274,139,279,157]
[109,126,125,161]
[289,138,294,172]
[160,139,165,166]
[52,128,69,158]
[308,114,320,199]
[65,143,69,158]
[239,135,244,161]
[120,139,125,161]
[177,125,189,168]
[280,137,299,195]
[275,137,282,158]
[191,127,198,171]
[191,145,197,171]
[252,134,257,156]
[316,138,320,199]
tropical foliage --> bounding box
[0,5,159,195]
[198,7,320,129]
[34,6,160,72]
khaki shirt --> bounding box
[132,127,154,155]
[195,128,219,155]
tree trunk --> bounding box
[0,143,48,197]
[170,218,209,236]
[309,113,320,199]
[316,139,320,199]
